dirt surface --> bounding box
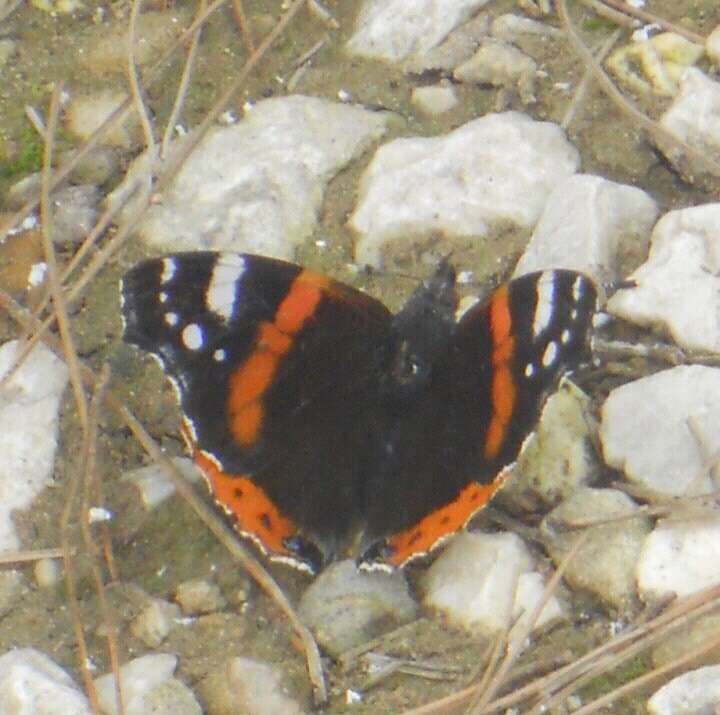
[1,0,719,712]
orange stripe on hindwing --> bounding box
[484,285,516,460]
[195,451,297,557]
[383,477,508,568]
[227,271,328,447]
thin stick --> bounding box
[231,0,255,53]
[24,105,47,139]
[161,0,206,157]
[39,82,89,434]
[562,29,621,130]
[599,0,705,44]
[128,0,157,155]
[59,386,101,714]
[0,547,64,564]
[576,0,638,29]
[80,365,125,715]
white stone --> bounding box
[638,518,720,603]
[411,84,458,115]
[601,366,720,496]
[422,531,562,636]
[514,174,658,285]
[402,13,490,74]
[454,38,537,104]
[121,457,202,509]
[346,0,492,63]
[707,25,720,65]
[130,598,181,648]
[64,91,140,149]
[34,558,61,589]
[0,341,68,551]
[648,665,720,715]
[490,14,563,41]
[656,68,720,188]
[108,95,389,259]
[607,203,720,352]
[175,578,226,615]
[501,381,600,512]
[541,488,649,610]
[0,648,92,715]
[94,653,178,715]
[510,571,564,645]
[204,657,307,715]
[351,112,579,267]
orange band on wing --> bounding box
[227,270,327,448]
[384,478,507,568]
[484,286,516,460]
[195,451,296,557]
[275,271,327,334]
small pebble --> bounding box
[34,558,62,589]
[411,84,458,116]
[94,653,179,715]
[175,578,227,615]
[298,559,417,658]
[130,598,181,647]
[201,657,307,715]
[542,488,650,611]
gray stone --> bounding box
[542,488,650,611]
[298,559,417,658]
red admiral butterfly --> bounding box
[120,252,596,574]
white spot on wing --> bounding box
[182,323,204,350]
[572,275,585,302]
[159,291,169,303]
[542,341,558,367]
[160,257,177,284]
[164,312,179,327]
[561,328,571,344]
[213,348,226,362]
[525,363,535,378]
[532,272,556,337]
[207,254,245,321]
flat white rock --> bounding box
[108,95,389,259]
[601,366,720,496]
[0,341,68,551]
[514,174,658,285]
[638,518,720,603]
[541,488,649,610]
[94,654,180,715]
[351,111,579,267]
[607,203,720,352]
[203,657,306,715]
[346,0,492,63]
[410,84,458,115]
[707,25,720,65]
[0,648,92,715]
[647,665,720,715]
[121,457,201,509]
[655,68,720,189]
[422,531,563,638]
